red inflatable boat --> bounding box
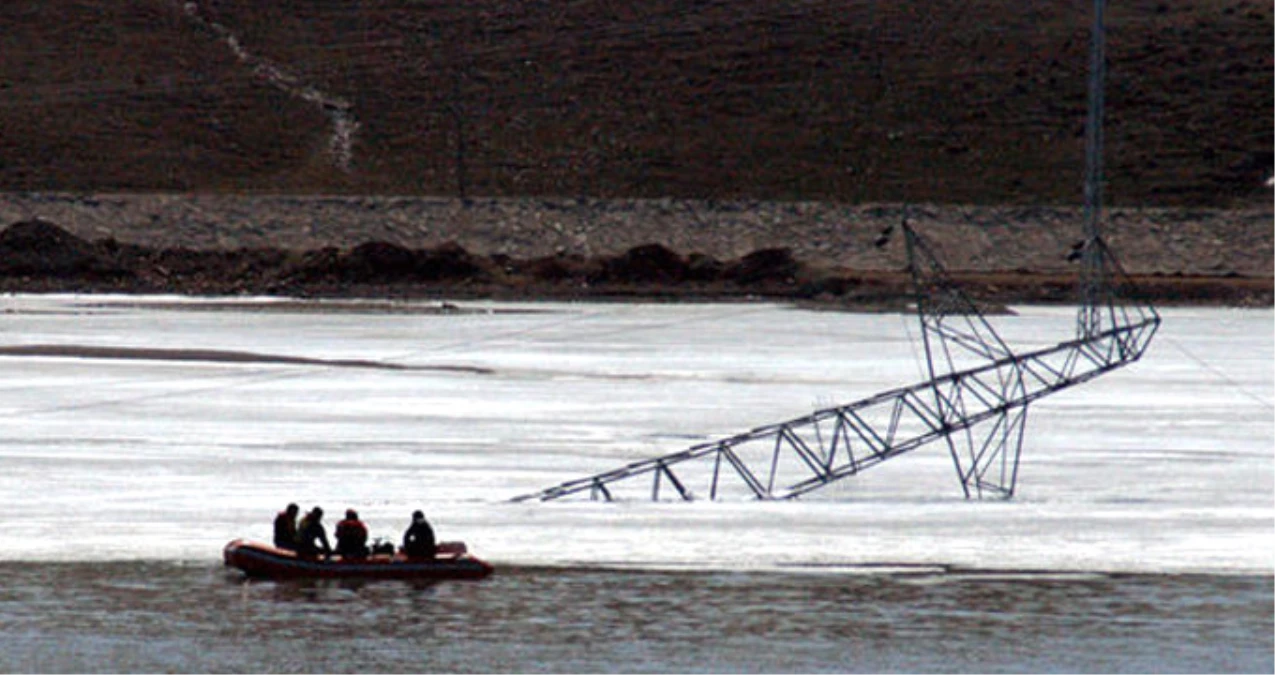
[223,539,494,580]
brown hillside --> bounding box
[1,0,1270,206]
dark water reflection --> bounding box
[0,561,1269,673]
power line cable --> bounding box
[1162,334,1273,411]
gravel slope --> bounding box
[1,193,1269,278]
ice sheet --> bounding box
[0,294,1269,573]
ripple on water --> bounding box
[0,561,1269,673]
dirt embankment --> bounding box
[1,195,1269,308]
[1,2,1269,308]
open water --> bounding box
[0,562,1270,673]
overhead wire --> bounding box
[0,300,778,419]
[0,4,1184,420]
[1161,334,1273,412]
[0,0,1009,114]
[3,361,309,418]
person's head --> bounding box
[412,510,424,522]
[311,506,323,520]
[285,503,299,516]
[346,509,358,521]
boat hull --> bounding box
[223,539,493,580]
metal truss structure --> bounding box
[512,221,1159,503]
[511,0,1159,503]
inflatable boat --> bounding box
[223,539,493,580]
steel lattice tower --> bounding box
[512,0,1160,503]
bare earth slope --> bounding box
[0,201,1269,307]
[0,1,1270,305]
[1,0,1270,205]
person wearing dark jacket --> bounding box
[273,503,299,550]
[401,510,436,559]
[334,509,370,559]
[295,506,332,557]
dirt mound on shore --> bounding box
[0,220,127,278]
[290,241,492,284]
[1,220,1267,308]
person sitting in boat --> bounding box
[401,510,436,559]
[334,509,370,559]
[295,506,333,558]
[273,503,299,550]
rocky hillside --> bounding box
[1,0,1270,206]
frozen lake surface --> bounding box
[0,295,1270,575]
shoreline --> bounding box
[2,192,1270,274]
[1,194,1270,308]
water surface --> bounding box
[1,562,1269,673]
